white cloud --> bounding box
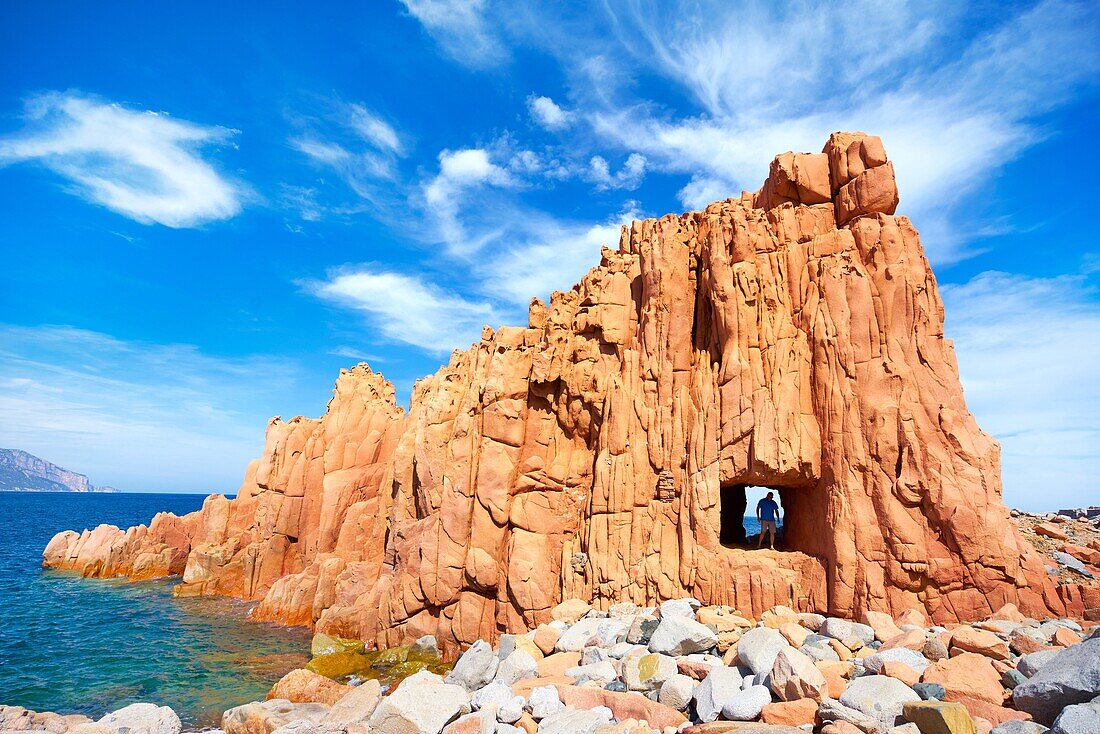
[346,103,403,154]
[478,202,641,304]
[0,325,303,493]
[944,270,1100,512]
[308,267,500,354]
[402,0,1097,263]
[0,92,243,227]
[528,95,571,130]
[588,152,646,191]
[287,100,406,215]
[422,148,513,255]
[399,0,506,68]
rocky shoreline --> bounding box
[5,597,1097,734]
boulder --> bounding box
[864,648,930,675]
[839,675,920,728]
[447,641,499,691]
[1050,701,1100,734]
[693,666,745,722]
[950,628,1010,661]
[721,685,774,721]
[623,652,677,691]
[648,615,719,656]
[770,647,828,701]
[535,706,614,734]
[902,701,977,734]
[923,653,1004,705]
[762,698,818,727]
[268,668,351,704]
[550,599,591,623]
[821,619,875,650]
[368,677,471,733]
[659,674,697,711]
[495,649,539,685]
[555,685,687,729]
[555,618,627,652]
[223,700,329,734]
[322,680,383,726]
[739,628,792,675]
[88,704,181,734]
[1013,639,1100,724]
[528,685,565,719]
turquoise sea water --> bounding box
[0,493,311,729]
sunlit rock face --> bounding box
[43,133,1099,652]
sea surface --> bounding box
[0,492,312,729]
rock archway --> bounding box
[45,132,1100,649]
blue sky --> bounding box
[0,1,1097,510]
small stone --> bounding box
[914,683,948,701]
[626,615,660,645]
[902,701,977,734]
[368,677,471,734]
[564,660,618,685]
[881,661,921,688]
[533,625,560,655]
[762,698,818,727]
[499,696,525,723]
[658,674,696,711]
[720,684,773,721]
[604,680,627,692]
[798,613,827,631]
[923,637,950,662]
[555,618,627,652]
[821,618,876,650]
[864,648,930,675]
[1034,523,1069,541]
[471,680,514,712]
[950,628,1010,661]
[1017,649,1060,678]
[527,685,565,719]
[659,598,701,619]
[989,722,1050,734]
[1051,627,1081,647]
[1001,670,1028,690]
[551,598,592,623]
[496,649,539,685]
[862,611,904,643]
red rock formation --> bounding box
[43,132,1099,651]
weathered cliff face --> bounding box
[43,133,1099,652]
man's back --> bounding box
[758,497,779,522]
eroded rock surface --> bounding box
[43,132,1099,650]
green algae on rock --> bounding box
[306,643,451,688]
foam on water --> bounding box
[0,492,311,727]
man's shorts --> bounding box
[761,520,777,533]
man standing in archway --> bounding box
[756,492,781,549]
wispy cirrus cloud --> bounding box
[398,0,1099,263]
[0,325,303,493]
[398,0,507,68]
[306,267,501,354]
[943,268,1100,511]
[0,91,243,227]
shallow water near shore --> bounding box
[0,492,312,728]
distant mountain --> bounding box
[0,448,120,493]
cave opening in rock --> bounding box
[719,484,796,550]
